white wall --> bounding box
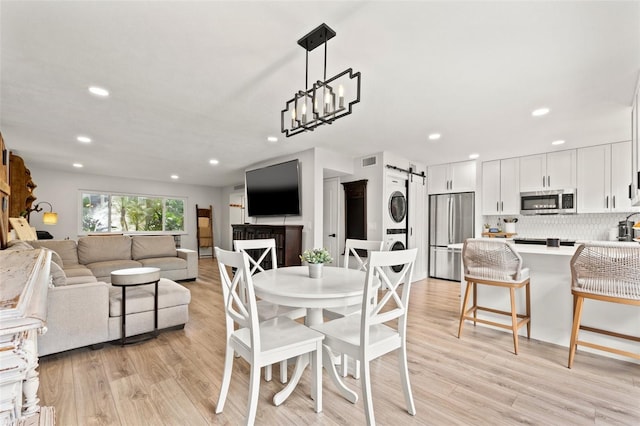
[26,166,221,251]
[219,147,355,252]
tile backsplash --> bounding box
[483,213,636,241]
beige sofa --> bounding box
[6,235,195,356]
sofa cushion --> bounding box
[131,236,176,260]
[86,260,142,280]
[63,264,95,278]
[109,278,191,316]
[50,261,68,286]
[66,275,99,285]
[29,240,80,265]
[138,257,187,271]
[78,236,132,264]
[49,250,64,267]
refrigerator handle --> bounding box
[448,196,453,244]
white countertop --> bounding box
[448,242,576,256]
[448,240,639,256]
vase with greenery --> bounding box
[300,248,333,278]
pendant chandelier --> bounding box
[281,23,361,138]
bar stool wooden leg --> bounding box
[472,283,478,326]
[525,280,531,338]
[458,281,472,338]
[568,295,584,369]
[509,287,519,354]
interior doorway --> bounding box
[323,177,340,265]
[228,193,245,248]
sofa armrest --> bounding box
[177,248,198,280]
[38,281,110,356]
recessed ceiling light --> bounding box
[170,174,179,180]
[428,133,441,140]
[88,86,110,97]
[532,107,550,117]
[267,136,278,143]
[209,159,219,165]
[76,135,92,143]
[551,140,565,146]
[73,163,83,168]
[469,153,480,159]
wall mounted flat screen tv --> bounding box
[245,159,301,217]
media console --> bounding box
[231,224,303,267]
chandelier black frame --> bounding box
[281,23,361,137]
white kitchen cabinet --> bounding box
[611,141,637,212]
[577,141,637,213]
[519,150,576,192]
[632,79,640,206]
[481,158,520,215]
[428,160,476,194]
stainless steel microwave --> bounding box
[520,189,577,215]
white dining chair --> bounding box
[311,248,418,426]
[214,248,324,425]
[234,238,306,383]
[323,238,383,378]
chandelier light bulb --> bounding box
[338,85,344,108]
[302,103,307,124]
[325,91,331,114]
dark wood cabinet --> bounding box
[231,224,303,267]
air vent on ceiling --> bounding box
[361,156,377,168]
[234,184,245,191]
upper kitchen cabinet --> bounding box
[632,77,640,206]
[519,150,576,192]
[577,142,631,213]
[428,160,476,194]
[611,141,637,212]
[579,141,638,213]
[481,158,520,216]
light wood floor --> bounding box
[38,259,640,425]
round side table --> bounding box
[111,267,161,346]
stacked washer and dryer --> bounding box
[384,173,409,279]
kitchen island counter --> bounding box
[449,241,639,363]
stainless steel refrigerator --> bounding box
[429,192,475,281]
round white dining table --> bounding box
[252,265,368,326]
[252,265,372,405]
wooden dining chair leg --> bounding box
[568,295,585,369]
[246,363,261,426]
[510,287,519,355]
[458,281,472,338]
[215,348,235,414]
[398,342,416,416]
[279,360,288,384]
[525,281,531,338]
[361,356,375,426]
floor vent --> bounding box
[361,156,377,168]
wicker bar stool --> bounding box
[458,238,531,354]
[568,241,640,368]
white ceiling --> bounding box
[1,1,639,187]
